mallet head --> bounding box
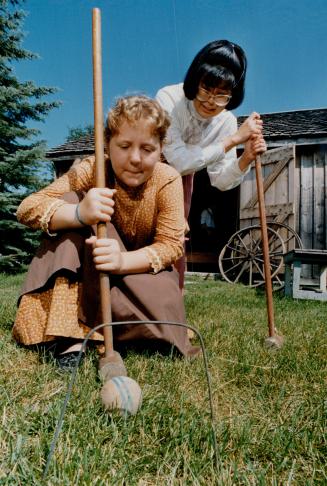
[98,351,127,382]
[265,334,284,349]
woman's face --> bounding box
[109,119,161,187]
[193,83,232,118]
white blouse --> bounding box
[156,83,249,191]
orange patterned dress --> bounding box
[13,157,186,346]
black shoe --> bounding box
[55,351,85,371]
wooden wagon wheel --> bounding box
[218,225,285,288]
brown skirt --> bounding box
[13,224,199,357]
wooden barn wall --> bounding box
[297,144,327,278]
[297,144,327,249]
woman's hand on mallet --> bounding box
[86,236,123,273]
[222,112,263,153]
[235,112,263,145]
[239,134,267,169]
[243,133,267,161]
[78,188,116,226]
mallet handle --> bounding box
[255,155,275,337]
[92,8,114,356]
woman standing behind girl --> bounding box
[156,39,266,284]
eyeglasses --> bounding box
[196,87,231,107]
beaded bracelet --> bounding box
[75,203,87,226]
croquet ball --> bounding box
[101,376,142,416]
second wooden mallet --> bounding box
[255,154,284,349]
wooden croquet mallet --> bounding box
[92,8,127,379]
[255,155,284,349]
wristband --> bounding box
[75,203,87,226]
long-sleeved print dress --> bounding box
[13,157,198,357]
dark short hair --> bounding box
[183,40,247,110]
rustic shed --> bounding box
[46,108,327,274]
[47,136,95,178]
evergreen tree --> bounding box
[66,124,94,142]
[0,0,59,272]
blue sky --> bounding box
[14,0,327,150]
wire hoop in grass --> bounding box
[43,321,219,478]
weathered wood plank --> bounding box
[313,149,325,249]
[294,150,301,240]
[274,166,288,205]
[240,202,294,220]
[300,151,314,278]
[240,163,255,211]
[300,152,314,248]
[263,158,275,207]
[325,150,327,249]
[260,145,294,166]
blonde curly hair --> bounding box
[105,95,170,146]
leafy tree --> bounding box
[66,124,93,142]
[0,0,60,272]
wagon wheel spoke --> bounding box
[219,226,285,288]
[255,256,282,269]
[226,243,242,252]
[269,260,283,270]
[234,261,249,283]
[236,233,251,252]
[282,235,298,246]
[267,237,284,251]
[273,274,283,288]
[248,260,259,286]
[253,233,283,256]
[226,242,248,257]
[223,259,248,275]
[268,244,284,255]
[271,261,282,269]
[221,255,250,261]
[253,259,265,279]
[250,237,261,253]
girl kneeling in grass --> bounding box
[13,96,199,370]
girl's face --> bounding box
[109,118,161,187]
[193,83,232,118]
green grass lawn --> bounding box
[0,273,326,485]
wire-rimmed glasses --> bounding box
[196,87,231,107]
